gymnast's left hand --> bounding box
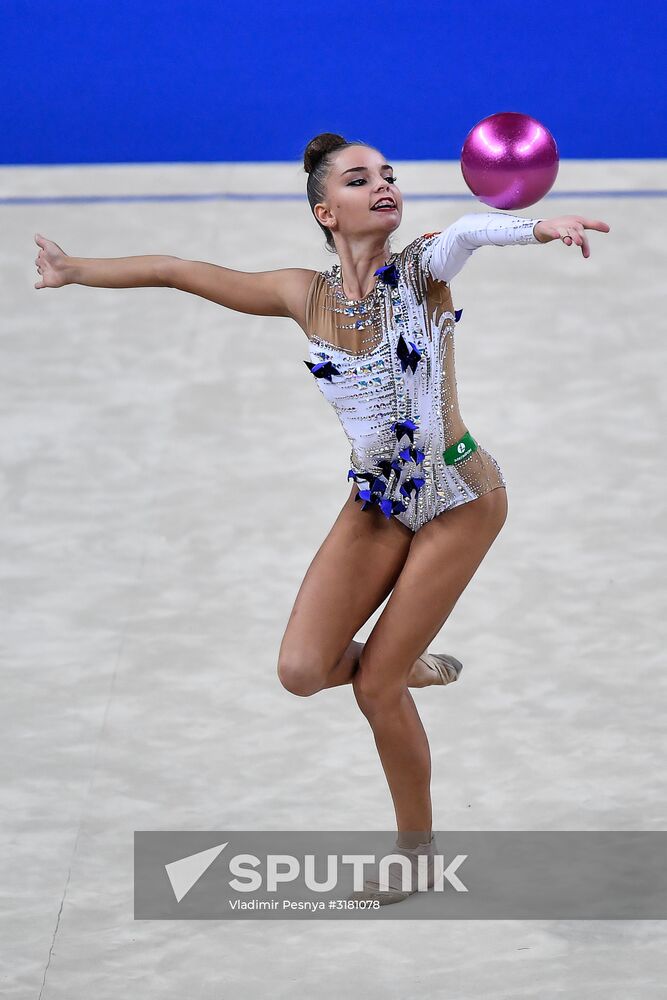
[533,216,611,257]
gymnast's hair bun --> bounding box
[303,132,348,174]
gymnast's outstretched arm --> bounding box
[32,232,314,320]
[424,212,611,283]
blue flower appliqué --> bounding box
[399,444,426,464]
[392,418,418,444]
[399,476,426,500]
[303,359,341,382]
[347,468,408,519]
[396,333,422,373]
[347,412,429,521]
[374,262,399,287]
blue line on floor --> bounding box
[2,189,667,206]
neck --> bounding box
[334,234,392,299]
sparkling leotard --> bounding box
[303,212,541,532]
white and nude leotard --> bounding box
[302,212,541,532]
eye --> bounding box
[348,175,398,186]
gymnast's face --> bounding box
[316,145,403,247]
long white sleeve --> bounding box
[423,212,542,283]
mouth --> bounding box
[371,199,398,212]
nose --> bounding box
[374,179,392,198]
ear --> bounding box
[314,202,335,230]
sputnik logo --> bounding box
[165,842,228,902]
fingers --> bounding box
[564,217,610,255]
[554,218,601,256]
[582,219,611,233]
[568,226,588,257]
[35,237,43,281]
[34,238,45,286]
[566,216,610,233]
[558,225,585,255]
[548,216,610,258]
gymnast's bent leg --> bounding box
[276,483,414,697]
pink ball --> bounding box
[460,111,559,210]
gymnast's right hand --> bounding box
[34,233,71,289]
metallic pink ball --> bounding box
[460,111,559,210]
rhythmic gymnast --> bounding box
[33,131,610,904]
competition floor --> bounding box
[2,160,666,996]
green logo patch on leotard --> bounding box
[443,430,478,466]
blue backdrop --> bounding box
[2,0,664,164]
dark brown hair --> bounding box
[303,132,374,254]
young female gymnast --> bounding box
[33,132,610,904]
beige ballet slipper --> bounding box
[417,652,464,685]
[348,836,438,906]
